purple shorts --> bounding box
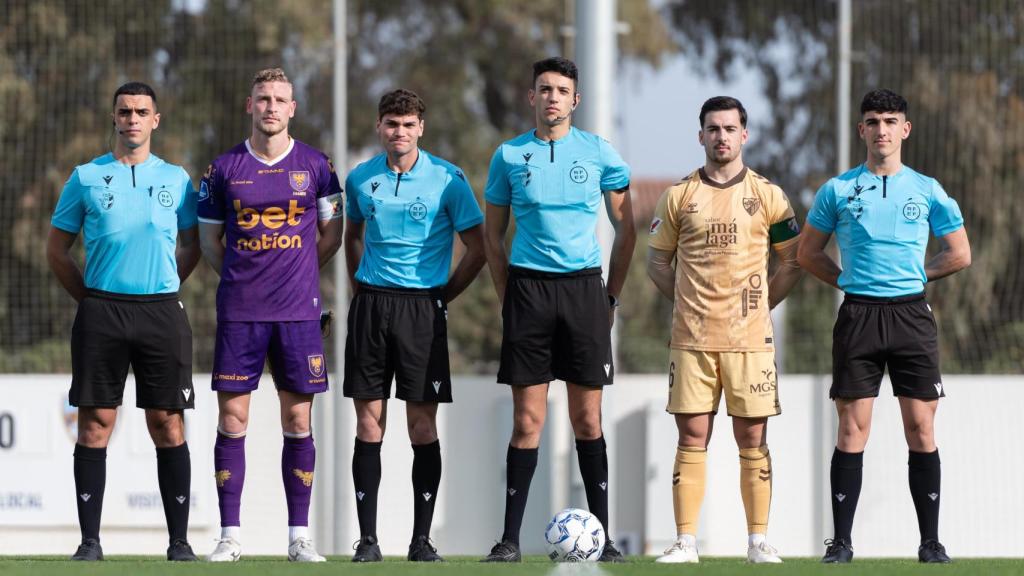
[211,320,328,394]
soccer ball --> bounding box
[544,507,606,562]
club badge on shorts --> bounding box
[308,354,325,378]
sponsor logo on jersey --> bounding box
[293,469,314,487]
[308,354,325,378]
[741,274,764,317]
[289,171,311,192]
[705,218,738,248]
[215,470,232,487]
[233,199,305,251]
[742,197,761,215]
[685,202,699,213]
[371,181,381,193]
[102,175,113,185]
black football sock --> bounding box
[575,436,610,535]
[830,448,863,542]
[501,445,538,545]
[352,438,382,539]
[908,449,941,542]
[411,440,442,540]
[74,444,107,542]
[156,442,191,543]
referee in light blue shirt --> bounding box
[342,89,485,563]
[46,82,200,562]
[481,57,636,563]
[798,89,971,565]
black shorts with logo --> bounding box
[70,290,195,410]
[830,292,944,400]
[343,285,452,403]
[498,266,613,387]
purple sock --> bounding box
[214,433,246,527]
[282,435,316,526]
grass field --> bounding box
[2,556,1023,575]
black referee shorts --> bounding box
[70,290,195,410]
[497,266,613,387]
[343,285,452,403]
[830,292,944,400]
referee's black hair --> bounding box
[112,81,157,109]
[378,89,425,120]
[699,96,747,128]
[860,89,907,115]
[533,57,578,88]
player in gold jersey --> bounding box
[646,96,802,563]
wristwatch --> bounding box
[608,294,620,309]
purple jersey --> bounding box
[198,139,343,321]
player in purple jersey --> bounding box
[197,68,343,562]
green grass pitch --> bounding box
[1,556,1023,575]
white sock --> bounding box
[677,534,697,547]
[221,526,240,540]
[749,533,766,547]
[289,526,309,543]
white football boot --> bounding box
[747,540,783,563]
[288,537,326,562]
[656,537,699,563]
[208,537,242,562]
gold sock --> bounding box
[672,446,707,535]
[739,445,772,534]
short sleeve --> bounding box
[344,173,365,223]
[928,180,964,237]
[443,169,483,232]
[177,172,198,230]
[51,169,85,234]
[196,163,226,223]
[316,156,344,221]
[806,179,838,234]
[483,147,511,206]
[647,187,680,252]
[598,138,630,192]
[766,184,800,245]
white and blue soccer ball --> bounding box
[544,507,606,562]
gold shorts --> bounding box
[666,348,781,418]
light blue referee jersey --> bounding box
[806,163,964,297]
[346,150,483,289]
[484,127,630,273]
[51,153,197,294]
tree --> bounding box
[665,0,1024,373]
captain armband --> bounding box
[769,217,800,244]
[317,193,344,220]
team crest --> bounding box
[308,354,325,377]
[742,197,761,216]
[408,201,427,221]
[100,191,114,210]
[289,171,311,192]
[293,469,314,487]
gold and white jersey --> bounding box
[648,167,799,352]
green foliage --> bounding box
[666,0,1024,373]
[0,0,673,373]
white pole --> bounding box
[574,0,619,541]
[328,0,350,555]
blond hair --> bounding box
[252,68,290,86]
